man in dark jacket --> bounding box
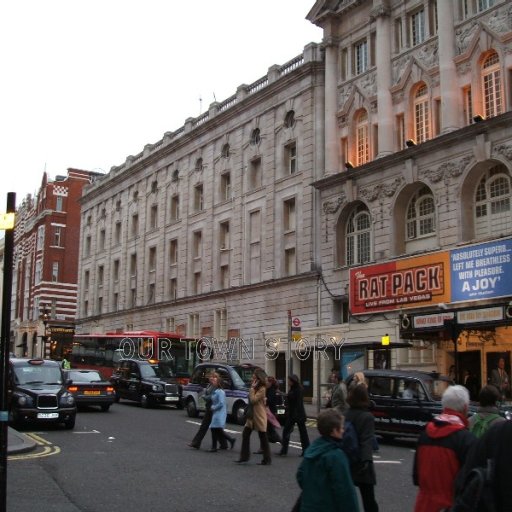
[453,419,512,511]
[279,374,310,456]
[413,385,476,512]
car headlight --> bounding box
[60,393,75,406]
[17,395,32,406]
[152,384,162,392]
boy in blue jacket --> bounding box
[296,409,359,511]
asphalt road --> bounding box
[6,401,418,512]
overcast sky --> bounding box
[0,0,322,204]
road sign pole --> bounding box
[1,192,16,512]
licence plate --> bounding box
[277,408,285,415]
[37,412,59,419]
[84,390,101,395]
[165,396,179,401]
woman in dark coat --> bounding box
[279,374,310,456]
[344,384,379,512]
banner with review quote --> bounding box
[350,238,512,315]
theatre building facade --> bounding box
[307,0,512,396]
[77,0,512,403]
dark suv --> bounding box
[8,358,77,429]
[110,359,181,408]
[346,369,454,439]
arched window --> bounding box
[406,186,435,240]
[221,143,230,158]
[356,110,369,166]
[250,128,261,146]
[414,84,430,144]
[346,204,371,266]
[475,165,511,238]
[284,110,295,128]
[482,52,503,119]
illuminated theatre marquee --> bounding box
[350,238,512,315]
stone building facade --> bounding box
[307,0,512,395]
[77,0,512,401]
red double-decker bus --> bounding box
[69,330,197,381]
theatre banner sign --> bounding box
[350,238,512,315]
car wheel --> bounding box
[186,398,198,418]
[233,401,247,425]
[140,394,150,408]
[64,415,76,429]
[100,404,111,412]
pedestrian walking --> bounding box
[468,384,505,438]
[331,374,348,413]
[279,374,310,456]
[208,372,236,452]
[187,373,228,450]
[296,408,360,512]
[265,376,282,444]
[235,368,271,465]
[413,385,476,512]
[344,383,379,512]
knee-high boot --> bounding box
[258,431,271,465]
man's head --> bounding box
[498,357,506,369]
[442,384,470,414]
[317,408,344,439]
[479,385,500,407]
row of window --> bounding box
[341,0,498,80]
[83,196,297,258]
[339,165,511,267]
[346,50,504,166]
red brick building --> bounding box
[11,168,102,358]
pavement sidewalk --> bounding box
[7,427,37,455]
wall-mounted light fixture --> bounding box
[405,139,416,147]
[473,114,485,123]
[345,161,354,169]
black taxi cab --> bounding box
[346,369,454,439]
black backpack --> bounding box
[449,460,497,512]
[340,420,361,466]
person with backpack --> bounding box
[451,420,512,512]
[413,385,476,512]
[296,409,360,512]
[344,383,379,512]
[468,385,505,438]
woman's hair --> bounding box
[210,371,223,388]
[354,372,366,384]
[442,385,470,412]
[317,409,344,437]
[478,385,500,407]
[288,374,302,388]
[346,383,370,408]
[253,368,267,386]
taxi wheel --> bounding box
[64,415,76,429]
[186,399,198,418]
[233,401,247,425]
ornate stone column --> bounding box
[371,2,394,157]
[437,1,460,133]
[324,37,339,175]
